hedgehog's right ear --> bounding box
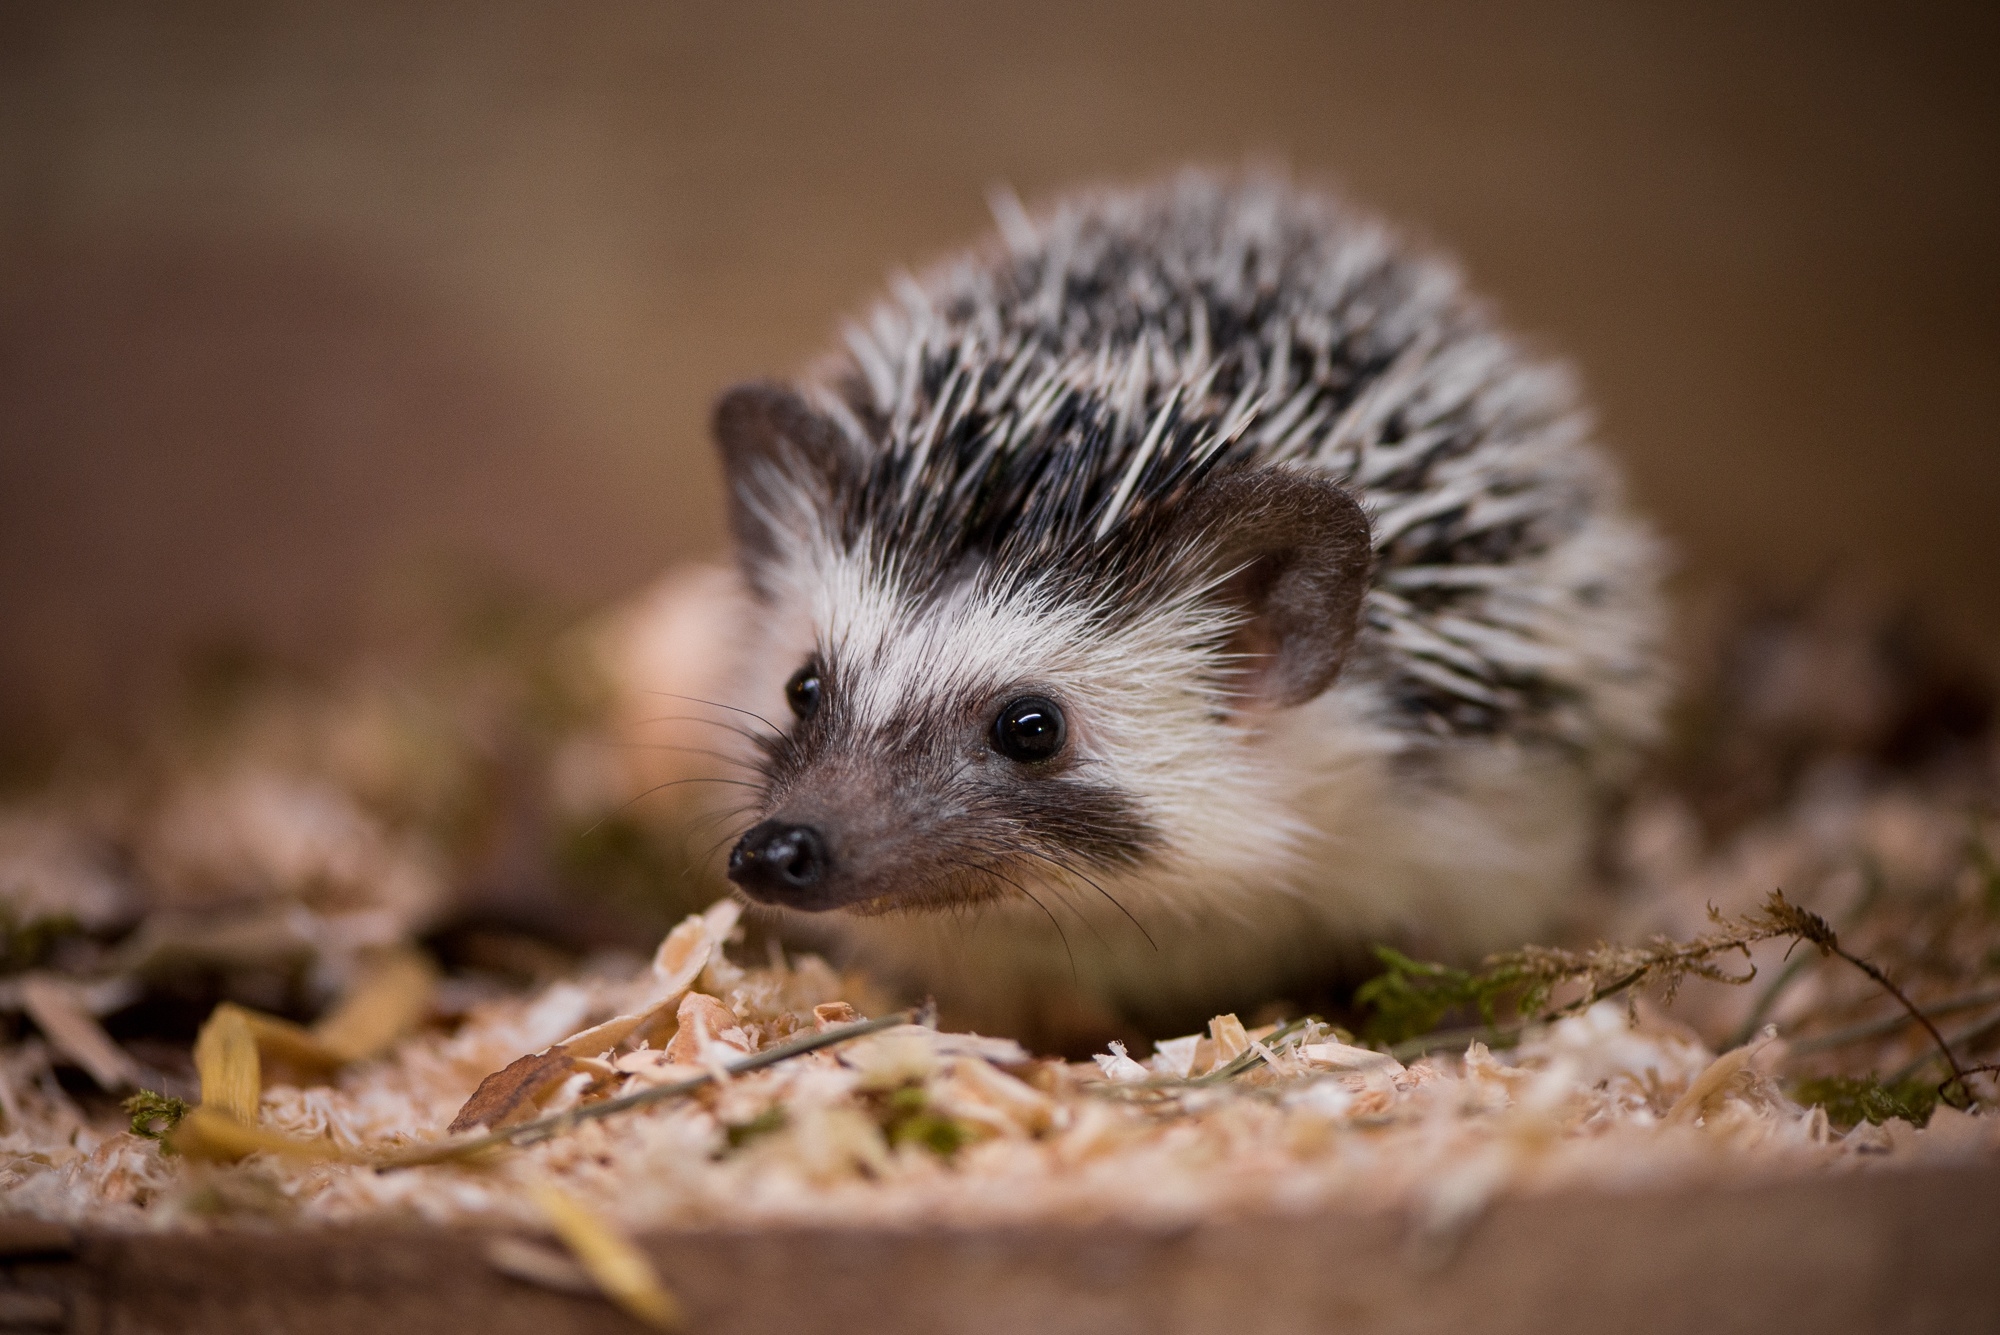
[712,382,851,580]
[1166,467,1376,712]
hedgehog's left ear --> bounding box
[712,382,852,581]
[1167,467,1375,710]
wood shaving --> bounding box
[528,1180,685,1330]
[17,976,146,1092]
[310,949,439,1064]
[191,1006,261,1125]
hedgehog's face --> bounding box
[723,627,1164,915]
[711,383,1372,920]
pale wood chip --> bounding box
[1092,1041,1151,1084]
[930,1056,1056,1135]
[553,987,693,1060]
[18,974,147,1091]
[165,1104,364,1163]
[1667,1032,1774,1124]
[699,896,743,945]
[812,1001,859,1031]
[528,1181,685,1330]
[842,1033,941,1090]
[648,915,713,997]
[486,1236,598,1295]
[877,1025,1030,1065]
[1208,1013,1251,1064]
[1149,1034,1201,1078]
[553,1010,651,1060]
[662,993,749,1065]
[193,1004,262,1123]
[649,899,740,997]
[310,948,438,1063]
[611,1050,706,1087]
[551,900,748,1064]
[1298,1042,1403,1073]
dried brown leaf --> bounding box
[447,1051,581,1134]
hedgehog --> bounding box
[666,171,1665,1046]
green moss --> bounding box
[880,1085,972,1159]
[1970,830,2000,917]
[722,1105,787,1151]
[1358,891,1861,1056]
[1792,1075,1939,1129]
[1355,946,1501,1045]
[0,908,81,974]
[123,1090,191,1142]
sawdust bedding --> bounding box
[2,586,1998,1240]
[0,920,1982,1239]
[5,809,1999,1241]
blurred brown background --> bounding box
[3,1,1996,761]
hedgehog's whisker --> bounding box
[942,857,1075,983]
[626,714,772,747]
[643,691,785,737]
[687,801,765,841]
[684,809,763,875]
[582,777,765,838]
[1016,846,1157,952]
[591,740,763,773]
[681,810,778,880]
[683,819,766,879]
[1017,865,1113,954]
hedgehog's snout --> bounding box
[727,818,833,908]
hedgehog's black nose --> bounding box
[727,820,830,905]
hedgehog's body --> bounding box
[702,173,1664,1044]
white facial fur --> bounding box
[735,505,1315,910]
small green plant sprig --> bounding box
[123,1090,190,1141]
[1358,892,1813,1049]
[878,1085,973,1158]
[1359,890,1985,1109]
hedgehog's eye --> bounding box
[785,663,822,719]
[991,695,1065,763]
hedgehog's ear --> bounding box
[712,382,851,577]
[1170,468,1375,710]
